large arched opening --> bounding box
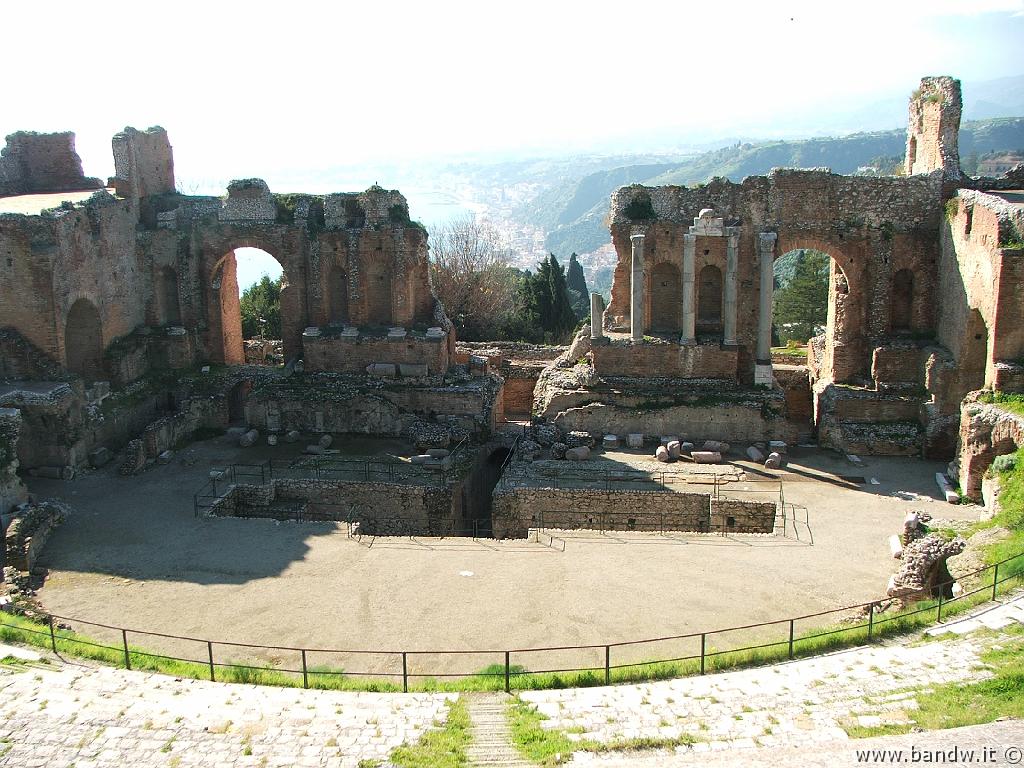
[365,259,394,326]
[65,299,104,381]
[211,247,288,366]
[155,266,182,325]
[649,262,681,333]
[772,249,830,348]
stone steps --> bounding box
[465,692,533,768]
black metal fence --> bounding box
[3,551,1020,694]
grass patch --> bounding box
[509,699,696,765]
[978,391,1024,419]
[389,697,470,768]
[845,627,1024,737]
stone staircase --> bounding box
[465,692,532,767]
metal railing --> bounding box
[4,551,1020,694]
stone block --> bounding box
[692,451,722,464]
[889,534,904,559]
[427,448,450,458]
[400,363,429,377]
[285,430,301,443]
[667,440,681,459]
[366,363,397,377]
[626,433,644,449]
[88,447,112,468]
[157,450,173,464]
[746,445,766,463]
[239,429,259,448]
[318,434,334,449]
[764,452,783,469]
[768,440,788,454]
[550,442,568,460]
[602,434,619,449]
[410,454,432,465]
[660,436,679,446]
[935,473,959,504]
[565,446,590,461]
[655,445,670,462]
[267,434,278,446]
[703,440,730,453]
[680,442,694,453]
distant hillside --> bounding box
[540,117,1024,259]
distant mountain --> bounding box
[540,117,1024,260]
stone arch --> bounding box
[209,246,293,365]
[696,264,723,336]
[156,266,181,325]
[327,263,349,324]
[65,298,104,381]
[365,259,394,326]
[649,262,681,332]
[891,269,914,332]
[775,234,863,383]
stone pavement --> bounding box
[0,660,454,767]
[465,692,531,767]
[518,595,1024,763]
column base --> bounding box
[754,363,774,387]
[679,336,696,346]
[721,340,739,350]
[590,335,610,346]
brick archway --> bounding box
[65,298,104,381]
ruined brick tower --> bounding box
[904,76,963,179]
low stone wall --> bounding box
[3,501,67,573]
[591,340,738,379]
[208,477,457,536]
[815,383,925,456]
[492,487,776,539]
[304,335,449,375]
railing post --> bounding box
[207,641,215,681]
[937,588,944,623]
[605,645,611,685]
[402,652,409,693]
[48,614,57,653]
[788,619,795,660]
[868,602,874,642]
[302,650,308,689]
[122,629,131,670]
[992,562,999,601]
[700,633,706,675]
[505,651,511,693]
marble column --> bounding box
[723,227,740,346]
[757,232,778,362]
[630,233,645,341]
[590,292,605,340]
[680,234,696,344]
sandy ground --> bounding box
[27,435,979,679]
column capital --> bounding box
[630,232,647,245]
[724,226,741,239]
[758,231,778,249]
[682,232,697,244]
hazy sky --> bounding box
[3,0,1023,185]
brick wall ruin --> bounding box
[905,76,962,179]
[0,131,102,196]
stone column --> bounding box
[757,232,778,362]
[590,292,605,340]
[680,234,696,345]
[630,233,645,341]
[723,227,740,346]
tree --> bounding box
[772,250,829,345]
[240,275,282,339]
[514,255,578,343]
[428,216,521,341]
[566,252,590,319]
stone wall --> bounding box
[303,334,449,375]
[0,131,102,196]
[492,487,776,539]
[209,477,457,536]
[3,501,66,573]
[905,77,962,179]
[0,408,27,515]
[591,339,738,379]
[110,126,175,200]
[952,400,1024,500]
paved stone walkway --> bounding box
[517,595,1024,762]
[0,661,454,767]
[465,692,531,767]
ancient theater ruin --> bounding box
[1,76,1024,553]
